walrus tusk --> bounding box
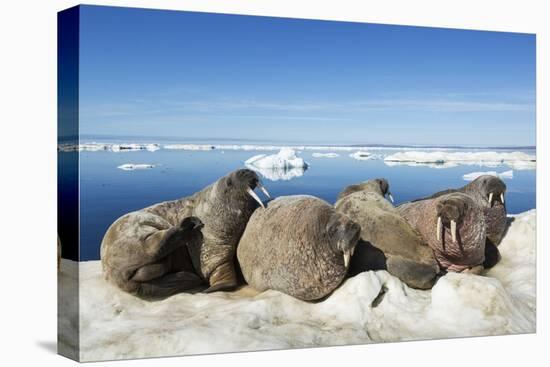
[343,249,352,268]
[388,192,394,203]
[247,188,265,208]
[257,183,271,199]
[451,220,457,242]
[437,216,442,241]
[500,193,505,204]
[488,192,493,205]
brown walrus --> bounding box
[101,169,271,297]
[237,195,361,301]
[398,192,486,273]
[335,179,440,289]
[101,216,205,298]
[412,175,506,267]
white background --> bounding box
[0,0,547,365]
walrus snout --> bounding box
[473,175,507,207]
[375,178,394,203]
[326,214,361,267]
[233,169,271,208]
[180,216,204,231]
[435,196,468,243]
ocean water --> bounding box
[62,144,536,261]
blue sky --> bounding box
[78,5,536,146]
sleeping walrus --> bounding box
[101,169,271,297]
[335,178,440,289]
[237,195,361,301]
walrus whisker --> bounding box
[437,216,442,242]
[257,183,271,199]
[451,220,457,242]
[247,187,265,208]
[500,193,505,204]
[488,192,493,205]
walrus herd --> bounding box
[100,169,507,301]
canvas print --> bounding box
[57,5,536,362]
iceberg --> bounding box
[245,148,308,181]
[117,164,155,171]
[462,170,514,181]
[384,151,535,170]
[59,210,535,362]
[312,152,339,158]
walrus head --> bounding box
[325,213,361,268]
[229,169,271,208]
[435,194,469,243]
[373,178,394,203]
[337,178,394,202]
[467,175,507,207]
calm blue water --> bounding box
[68,146,535,261]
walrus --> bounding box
[101,169,271,297]
[237,195,361,301]
[101,216,205,298]
[398,192,486,273]
[413,175,506,267]
[335,179,440,289]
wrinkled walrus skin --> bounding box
[398,192,486,273]
[237,195,361,301]
[413,175,506,268]
[101,216,205,298]
[335,179,440,289]
[101,169,269,297]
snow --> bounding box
[59,210,536,362]
[117,164,155,171]
[384,151,536,170]
[462,170,514,181]
[312,152,339,158]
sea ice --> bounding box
[384,151,535,170]
[462,170,514,181]
[117,164,155,171]
[349,151,379,160]
[58,210,536,362]
[312,152,339,158]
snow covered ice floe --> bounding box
[59,210,536,361]
[117,164,155,171]
[245,148,308,181]
[312,152,339,158]
[349,151,380,161]
[462,170,513,181]
[384,151,535,170]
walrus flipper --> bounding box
[143,217,203,263]
[203,259,239,293]
[137,271,205,298]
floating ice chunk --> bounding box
[462,170,514,181]
[245,148,308,169]
[245,148,308,181]
[349,151,379,160]
[384,151,535,170]
[59,210,535,361]
[117,164,155,171]
[312,152,339,158]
